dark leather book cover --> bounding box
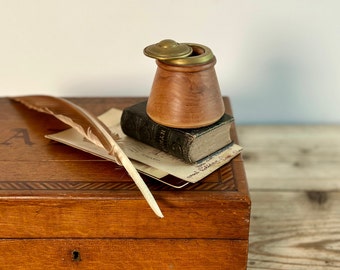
[121,101,233,163]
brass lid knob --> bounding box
[143,39,193,60]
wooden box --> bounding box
[0,97,250,269]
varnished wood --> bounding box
[0,97,250,269]
[146,59,225,128]
[236,125,340,269]
[0,239,248,270]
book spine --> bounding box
[121,110,193,163]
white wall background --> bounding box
[0,0,339,124]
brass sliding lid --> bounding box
[143,39,192,60]
[144,39,214,66]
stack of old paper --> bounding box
[46,108,242,188]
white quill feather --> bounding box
[12,95,164,218]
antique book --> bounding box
[46,106,242,187]
[121,101,234,163]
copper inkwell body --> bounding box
[144,39,225,129]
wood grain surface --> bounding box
[146,59,225,128]
[237,125,340,269]
[0,239,248,270]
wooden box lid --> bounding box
[0,97,250,240]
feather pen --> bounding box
[11,95,164,218]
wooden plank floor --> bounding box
[236,125,340,269]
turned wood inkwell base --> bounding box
[144,39,225,128]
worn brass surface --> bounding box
[162,43,214,66]
[144,39,215,66]
[143,39,192,60]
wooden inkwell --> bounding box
[144,39,225,128]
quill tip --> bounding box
[151,204,164,218]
